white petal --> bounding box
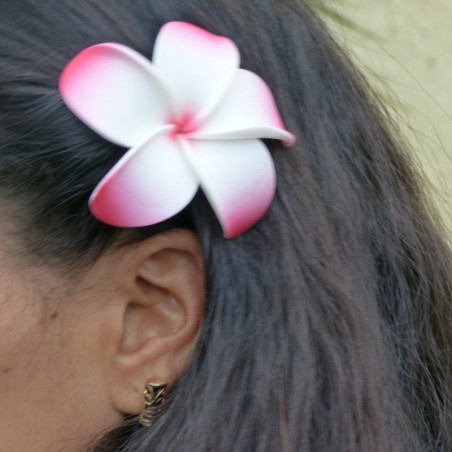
[89,126,198,226]
[59,43,171,148]
[152,22,240,129]
[190,69,295,145]
[180,138,276,238]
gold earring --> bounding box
[138,381,168,426]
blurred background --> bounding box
[309,0,452,231]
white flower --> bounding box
[60,21,295,237]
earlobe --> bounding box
[110,230,205,416]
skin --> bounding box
[0,230,205,451]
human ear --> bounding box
[108,229,205,416]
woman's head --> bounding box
[0,1,451,451]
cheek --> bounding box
[0,263,120,449]
[0,269,55,430]
[0,266,93,448]
[0,273,45,377]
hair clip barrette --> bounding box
[59,21,295,238]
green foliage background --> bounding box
[307,0,452,231]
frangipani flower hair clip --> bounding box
[59,21,295,238]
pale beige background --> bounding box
[324,0,452,229]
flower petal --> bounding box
[59,43,171,148]
[90,126,198,227]
[190,69,296,146]
[152,22,240,128]
[180,138,276,238]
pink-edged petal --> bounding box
[190,69,296,146]
[59,43,171,148]
[152,21,240,129]
[89,126,198,227]
[180,138,275,238]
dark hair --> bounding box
[1,1,451,450]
